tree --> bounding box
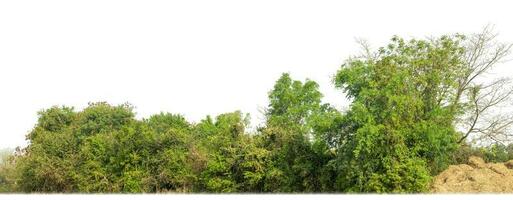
[333,34,467,192]
[257,73,337,192]
[143,113,196,192]
[15,106,80,192]
[194,111,267,192]
[13,102,153,193]
[453,26,513,145]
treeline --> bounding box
[0,76,340,193]
[1,29,512,193]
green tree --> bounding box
[194,111,263,192]
[333,35,466,192]
[143,113,196,192]
[15,106,80,192]
[257,73,337,192]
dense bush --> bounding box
[332,35,466,192]
[1,31,511,193]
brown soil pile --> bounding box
[431,156,513,193]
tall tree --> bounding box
[334,35,467,192]
[453,26,513,145]
[258,73,337,192]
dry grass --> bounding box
[431,156,513,193]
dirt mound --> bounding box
[431,156,513,193]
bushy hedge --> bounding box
[1,32,510,193]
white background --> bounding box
[1,0,512,149]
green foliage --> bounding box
[76,102,135,137]
[15,106,79,192]
[257,73,338,192]
[451,143,513,164]
[194,111,269,193]
[2,32,509,194]
[4,73,339,193]
[11,103,198,193]
[333,35,465,192]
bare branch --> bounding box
[456,26,513,144]
[354,37,378,61]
